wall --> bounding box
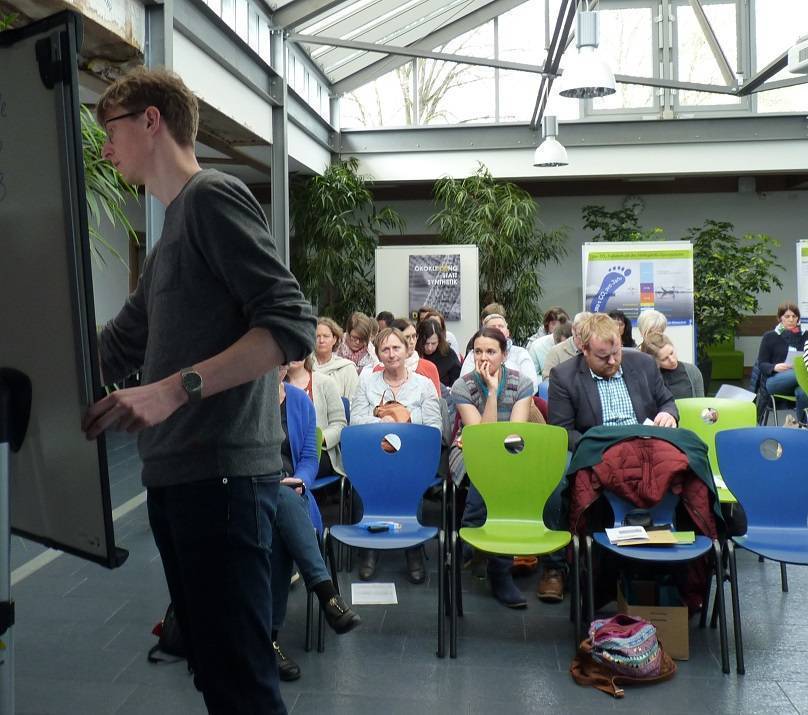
[382,189,808,366]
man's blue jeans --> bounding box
[271,485,331,631]
[766,370,808,419]
[148,475,287,715]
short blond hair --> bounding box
[579,313,620,349]
[637,309,667,338]
[374,327,407,354]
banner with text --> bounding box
[582,242,695,362]
[409,254,461,320]
[798,241,808,328]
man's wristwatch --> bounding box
[180,367,203,403]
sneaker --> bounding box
[272,640,301,681]
[511,556,539,576]
[323,594,362,635]
[536,568,564,603]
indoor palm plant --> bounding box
[429,164,567,343]
[290,157,405,324]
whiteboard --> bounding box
[0,12,125,567]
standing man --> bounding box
[82,68,315,715]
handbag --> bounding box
[373,388,412,424]
[373,388,411,452]
[570,614,676,698]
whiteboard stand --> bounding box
[0,368,32,715]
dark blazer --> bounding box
[548,350,678,451]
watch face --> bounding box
[182,371,202,393]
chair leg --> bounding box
[712,540,730,674]
[699,559,713,629]
[781,562,789,593]
[450,531,459,659]
[585,536,595,625]
[319,530,339,654]
[437,531,446,659]
[337,478,345,571]
[305,589,314,652]
[758,555,764,563]
[572,535,581,652]
[726,542,745,675]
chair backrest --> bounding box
[537,380,550,401]
[716,427,808,529]
[341,396,351,424]
[675,397,756,475]
[340,423,441,520]
[601,490,680,529]
[461,422,568,526]
[795,356,808,397]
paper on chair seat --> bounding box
[351,583,398,605]
[715,384,756,402]
[606,526,649,544]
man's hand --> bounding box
[653,411,677,428]
[82,374,187,440]
[281,477,304,495]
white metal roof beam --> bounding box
[327,0,529,94]
[289,33,552,75]
[737,50,788,96]
[272,0,348,31]
[688,0,736,87]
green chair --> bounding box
[676,398,757,504]
[451,422,576,655]
[795,356,808,422]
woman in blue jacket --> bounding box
[270,371,360,682]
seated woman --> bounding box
[449,327,534,608]
[311,317,359,400]
[361,318,441,395]
[336,312,376,375]
[416,318,460,389]
[350,327,443,583]
[270,371,361,682]
[640,333,705,399]
[285,357,347,477]
[419,307,462,361]
[609,309,636,348]
[756,301,807,418]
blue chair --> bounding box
[585,489,730,674]
[327,423,445,656]
[716,426,808,675]
[537,379,549,401]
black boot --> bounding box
[358,549,378,580]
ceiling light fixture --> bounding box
[559,10,616,99]
[533,115,568,167]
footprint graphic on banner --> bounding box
[590,266,632,312]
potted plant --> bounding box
[429,163,567,343]
[290,157,405,324]
[687,219,783,385]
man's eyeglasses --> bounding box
[103,109,145,132]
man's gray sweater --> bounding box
[99,170,315,487]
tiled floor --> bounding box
[11,432,808,714]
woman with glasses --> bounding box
[336,312,376,375]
